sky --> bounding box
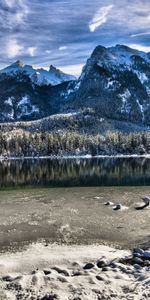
[0,0,150,75]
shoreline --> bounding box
[0,186,149,251]
[0,242,149,300]
[0,153,150,161]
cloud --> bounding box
[128,44,150,52]
[0,0,150,75]
[0,0,28,31]
[45,50,51,54]
[60,64,84,77]
[5,39,24,58]
[27,47,37,57]
[89,5,113,32]
[131,32,150,38]
[59,46,68,51]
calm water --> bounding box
[0,157,150,188]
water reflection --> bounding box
[0,157,150,188]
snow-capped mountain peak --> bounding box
[0,44,149,125]
[90,44,150,70]
[0,62,76,86]
[70,44,150,125]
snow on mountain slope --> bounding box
[66,44,150,125]
[93,44,150,70]
[2,95,39,121]
[0,61,76,86]
[0,44,150,125]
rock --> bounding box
[2,275,13,282]
[96,275,104,281]
[133,264,142,270]
[143,251,150,258]
[102,266,110,272]
[72,262,80,267]
[83,263,95,270]
[97,260,107,268]
[133,252,142,258]
[72,271,83,277]
[133,257,143,265]
[133,248,144,256]
[144,260,150,266]
[113,204,122,211]
[43,270,51,275]
[41,294,59,300]
[57,275,68,283]
[109,262,118,269]
[52,267,70,277]
[104,201,114,206]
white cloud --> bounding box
[59,46,68,51]
[27,47,37,57]
[89,5,113,32]
[60,64,84,77]
[131,32,150,38]
[128,44,150,53]
[45,50,51,54]
[6,39,24,58]
[1,0,29,30]
[2,0,17,8]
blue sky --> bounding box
[0,0,150,75]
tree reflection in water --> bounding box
[0,157,150,188]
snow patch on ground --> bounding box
[2,109,14,120]
[17,96,39,118]
[5,97,13,106]
[4,97,14,120]
[106,79,121,90]
[61,81,80,99]
[146,86,150,95]
[50,111,81,120]
[136,99,145,122]
[106,79,115,88]
[119,89,131,114]
[134,71,148,84]
[18,95,29,106]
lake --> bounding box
[0,157,150,251]
[0,157,150,189]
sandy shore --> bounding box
[0,243,150,300]
[0,187,149,299]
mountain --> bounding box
[64,45,150,125]
[0,44,150,126]
[0,61,75,86]
[0,62,76,121]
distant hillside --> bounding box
[0,110,149,136]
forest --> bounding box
[0,130,149,157]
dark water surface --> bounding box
[0,157,150,188]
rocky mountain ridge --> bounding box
[65,44,150,125]
[0,44,150,126]
[0,60,75,86]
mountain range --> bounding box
[0,44,150,128]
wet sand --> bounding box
[0,186,149,252]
